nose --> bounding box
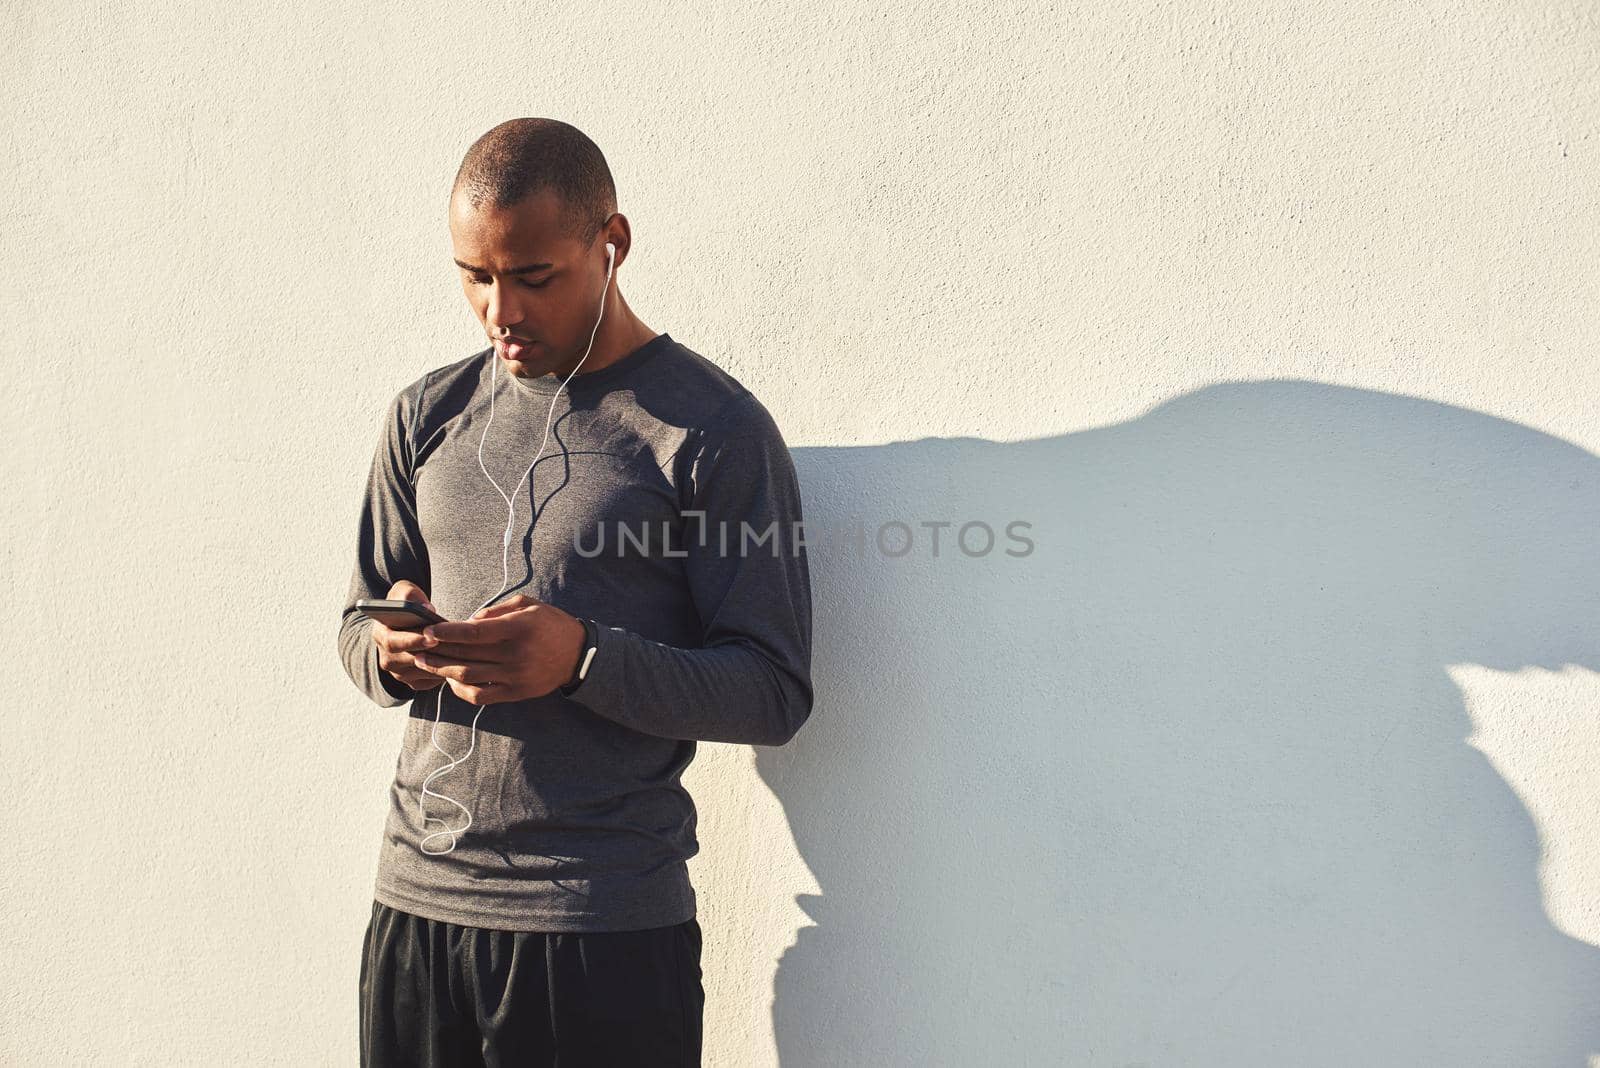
[485,285,524,335]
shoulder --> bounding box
[406,348,490,417]
[378,348,485,417]
[647,336,787,444]
[378,349,492,457]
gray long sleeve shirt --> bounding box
[335,331,813,932]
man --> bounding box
[336,117,814,1067]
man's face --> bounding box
[448,188,605,378]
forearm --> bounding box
[337,614,417,708]
[336,382,433,710]
[567,623,812,747]
[565,390,815,747]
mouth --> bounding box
[493,338,537,361]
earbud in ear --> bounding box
[606,242,616,259]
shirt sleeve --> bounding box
[566,391,814,746]
[336,382,434,709]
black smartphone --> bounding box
[355,598,447,630]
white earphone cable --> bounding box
[417,241,616,856]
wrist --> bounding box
[559,617,599,696]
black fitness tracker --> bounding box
[559,617,600,696]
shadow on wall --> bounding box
[763,381,1600,1067]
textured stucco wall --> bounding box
[5,2,1600,1065]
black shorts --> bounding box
[359,899,704,1067]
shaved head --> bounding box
[451,118,617,244]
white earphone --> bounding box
[417,240,616,855]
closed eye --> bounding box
[468,275,551,290]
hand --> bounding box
[371,580,446,692]
[406,593,587,705]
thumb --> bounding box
[472,594,537,620]
[390,580,436,612]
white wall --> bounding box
[5,2,1599,1065]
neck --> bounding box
[549,290,655,378]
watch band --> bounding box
[559,618,599,696]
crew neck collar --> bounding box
[504,332,672,396]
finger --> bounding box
[445,678,512,707]
[371,617,440,653]
[422,613,522,645]
[388,579,434,608]
[471,595,537,620]
[410,650,502,669]
[380,629,437,653]
[423,637,510,660]
[411,653,500,685]
[388,590,438,617]
[394,673,445,690]
[379,647,437,675]
[376,650,445,689]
